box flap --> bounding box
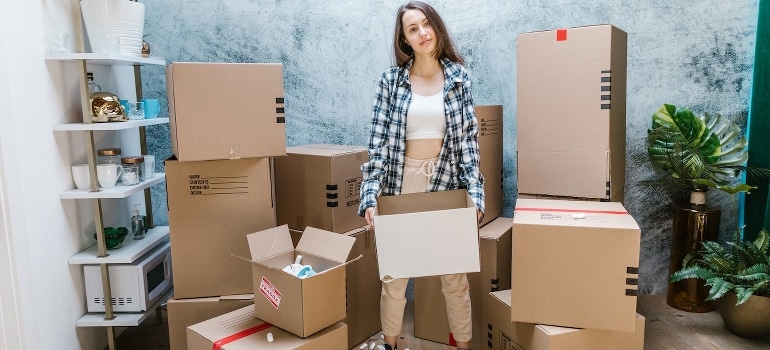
[247,225,294,261]
[296,226,355,264]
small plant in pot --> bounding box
[671,228,770,338]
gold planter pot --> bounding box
[715,292,770,338]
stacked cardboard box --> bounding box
[516,24,627,202]
[495,24,644,349]
[165,63,382,348]
[413,216,512,350]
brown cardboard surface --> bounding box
[488,290,645,350]
[512,199,640,332]
[166,62,286,161]
[373,189,480,280]
[414,216,512,350]
[476,105,504,227]
[290,226,382,348]
[167,295,254,350]
[242,225,355,338]
[165,157,276,299]
[516,24,627,202]
[274,144,368,233]
[187,305,347,349]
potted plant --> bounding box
[671,227,770,338]
[646,103,754,312]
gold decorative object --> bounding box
[89,91,127,123]
[141,39,150,58]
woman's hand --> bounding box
[477,209,483,224]
[365,206,376,228]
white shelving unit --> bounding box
[48,50,168,349]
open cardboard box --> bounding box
[234,224,358,338]
[373,189,480,281]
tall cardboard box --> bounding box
[240,225,355,338]
[274,144,368,233]
[165,157,276,299]
[167,294,254,350]
[476,105,504,227]
[374,189,480,280]
[512,199,640,332]
[289,225,382,348]
[414,216,512,350]
[187,305,348,349]
[488,290,645,350]
[517,24,627,202]
[166,62,286,161]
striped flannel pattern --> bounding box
[358,58,485,216]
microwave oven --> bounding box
[84,241,172,312]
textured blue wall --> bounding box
[141,0,759,294]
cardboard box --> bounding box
[414,216,512,350]
[165,157,276,299]
[512,199,640,332]
[187,305,347,349]
[239,224,356,338]
[489,290,645,350]
[274,144,368,233]
[166,62,286,161]
[290,225,382,348]
[517,24,627,202]
[167,294,254,350]
[373,189,480,280]
[476,105,504,227]
[517,193,604,202]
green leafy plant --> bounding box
[646,103,749,192]
[670,228,770,305]
[647,103,770,306]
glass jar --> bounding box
[97,148,121,166]
[120,156,144,185]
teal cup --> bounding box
[142,98,160,119]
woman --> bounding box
[358,2,484,349]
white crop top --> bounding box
[406,91,446,140]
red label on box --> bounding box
[259,276,282,308]
[556,28,567,41]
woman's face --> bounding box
[401,9,436,58]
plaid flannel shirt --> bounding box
[358,58,485,216]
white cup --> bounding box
[97,163,123,188]
[71,164,91,189]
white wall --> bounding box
[0,0,132,349]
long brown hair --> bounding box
[392,1,464,67]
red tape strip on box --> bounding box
[516,207,628,215]
[213,322,272,350]
[556,28,567,41]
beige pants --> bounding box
[380,156,473,342]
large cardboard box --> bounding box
[488,290,645,350]
[512,199,640,332]
[166,62,286,161]
[187,305,347,349]
[414,216,512,350]
[165,157,276,299]
[374,189,480,281]
[167,294,254,350]
[476,105,504,227]
[239,224,356,338]
[290,225,382,348]
[517,24,627,202]
[274,144,368,233]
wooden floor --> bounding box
[115,294,770,350]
